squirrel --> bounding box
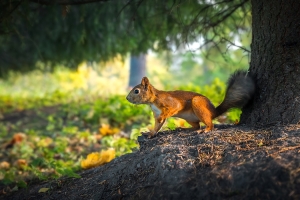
[126,70,255,138]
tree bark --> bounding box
[128,54,146,88]
[240,0,300,126]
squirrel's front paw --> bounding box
[196,129,205,134]
[141,131,156,139]
[157,116,164,123]
[141,132,149,136]
[196,128,212,134]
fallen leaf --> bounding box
[99,124,120,136]
[38,188,50,193]
[94,134,103,141]
[37,137,53,147]
[258,141,263,147]
[11,186,18,192]
[16,159,27,168]
[81,149,115,169]
[0,161,10,170]
[98,180,106,185]
[4,133,26,149]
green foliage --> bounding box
[101,136,138,157]
[0,0,251,76]
[166,118,178,131]
[0,92,151,188]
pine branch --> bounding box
[29,0,111,6]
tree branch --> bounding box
[221,37,250,53]
[29,0,111,5]
[0,0,23,22]
[209,0,249,28]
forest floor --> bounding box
[1,122,300,200]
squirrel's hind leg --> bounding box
[191,96,214,133]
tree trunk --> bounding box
[128,54,146,88]
[240,0,300,126]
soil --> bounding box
[1,124,300,200]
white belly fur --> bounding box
[174,112,199,122]
[150,104,161,117]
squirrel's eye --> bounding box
[134,89,140,94]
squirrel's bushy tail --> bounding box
[215,70,255,117]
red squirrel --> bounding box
[126,70,255,138]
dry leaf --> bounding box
[0,161,10,170]
[16,159,27,169]
[81,149,115,169]
[4,133,26,149]
[37,137,53,147]
[38,188,49,193]
[99,124,120,136]
[258,141,263,147]
[94,134,103,141]
[11,186,18,192]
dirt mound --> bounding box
[2,124,300,199]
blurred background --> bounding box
[0,0,251,190]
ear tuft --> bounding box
[141,77,150,90]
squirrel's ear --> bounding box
[141,77,150,90]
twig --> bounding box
[29,0,110,6]
[222,37,250,53]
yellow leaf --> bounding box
[0,161,10,170]
[38,188,49,193]
[99,124,120,136]
[37,137,53,147]
[100,149,116,163]
[81,149,115,169]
